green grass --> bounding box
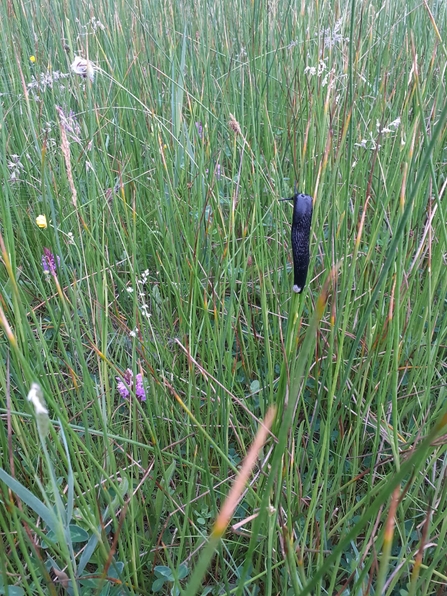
[0,0,447,594]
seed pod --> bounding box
[281,193,313,293]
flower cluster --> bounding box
[7,154,24,182]
[377,117,401,135]
[55,106,82,144]
[116,368,146,401]
[89,16,105,32]
[322,19,349,49]
[355,117,401,150]
[42,248,60,277]
[304,60,328,78]
[76,15,106,33]
[195,121,203,139]
[27,70,70,93]
[129,269,153,320]
[289,19,348,50]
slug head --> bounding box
[291,193,313,223]
[280,192,314,294]
[280,193,313,217]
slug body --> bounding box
[283,193,313,293]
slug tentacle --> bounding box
[282,193,313,293]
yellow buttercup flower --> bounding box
[29,55,36,63]
[36,215,47,229]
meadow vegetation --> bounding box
[0,0,446,594]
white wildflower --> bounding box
[304,60,327,78]
[91,16,105,32]
[70,56,95,82]
[322,68,336,88]
[137,269,150,285]
[7,155,24,182]
[140,303,151,318]
[304,65,317,76]
[27,70,70,93]
[377,117,401,135]
[388,117,401,129]
[323,19,349,48]
[317,60,327,76]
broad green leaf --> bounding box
[0,469,57,533]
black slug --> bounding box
[281,193,313,293]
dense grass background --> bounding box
[0,0,447,594]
